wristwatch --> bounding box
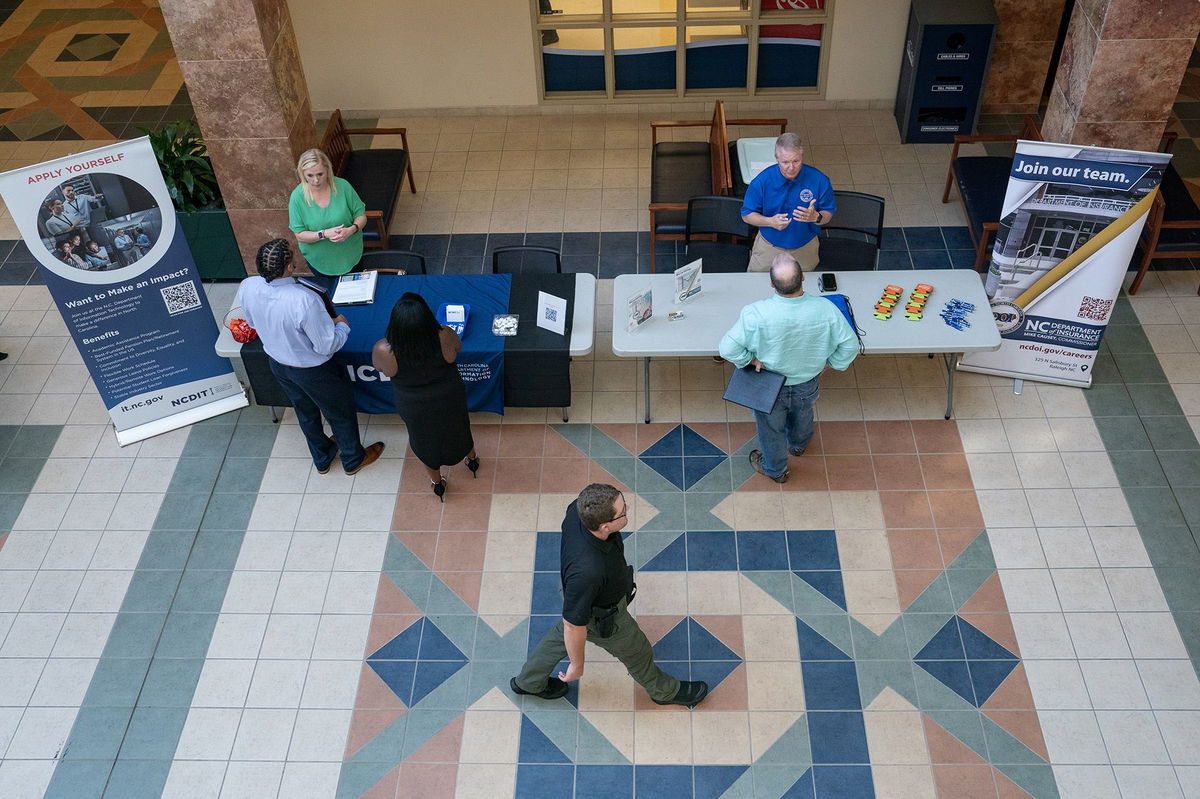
[317,230,325,240]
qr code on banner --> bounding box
[543,306,559,323]
[161,281,201,315]
[1077,295,1113,322]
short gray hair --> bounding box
[776,132,803,155]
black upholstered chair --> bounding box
[817,191,885,271]
[683,195,753,273]
[358,249,427,274]
[492,245,562,275]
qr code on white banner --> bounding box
[543,306,558,323]
[1077,295,1113,322]
[161,281,201,315]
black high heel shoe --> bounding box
[466,455,480,478]
[432,476,446,502]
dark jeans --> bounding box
[752,376,820,477]
[268,357,365,471]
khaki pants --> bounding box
[747,232,820,272]
[515,598,681,702]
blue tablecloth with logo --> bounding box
[239,273,574,415]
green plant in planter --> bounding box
[139,120,221,213]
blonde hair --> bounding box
[296,148,338,206]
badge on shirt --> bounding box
[799,188,815,204]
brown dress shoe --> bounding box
[345,441,385,475]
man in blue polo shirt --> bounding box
[741,132,835,272]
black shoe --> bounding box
[749,450,788,483]
[466,455,480,477]
[510,676,568,700]
[653,680,709,708]
[432,476,447,502]
[788,445,806,457]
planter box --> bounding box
[178,207,243,279]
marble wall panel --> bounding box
[269,23,310,132]
[160,0,265,61]
[207,137,298,211]
[1077,38,1194,123]
[1100,0,1200,40]
[181,59,292,141]
[252,0,289,54]
[228,208,299,274]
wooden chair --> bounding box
[320,109,417,251]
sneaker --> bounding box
[788,445,806,457]
[652,680,709,708]
[345,442,385,475]
[749,450,788,483]
[510,676,569,700]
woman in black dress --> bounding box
[371,292,478,500]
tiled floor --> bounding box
[0,2,1199,797]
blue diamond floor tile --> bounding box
[737,530,790,570]
[641,456,686,490]
[795,570,848,610]
[917,659,977,705]
[642,425,684,457]
[366,660,416,705]
[695,765,748,799]
[681,425,725,458]
[796,619,851,661]
[801,661,863,710]
[643,534,688,571]
[688,618,738,661]
[576,765,634,799]
[515,764,573,797]
[807,712,870,764]
[787,530,840,570]
[813,764,876,798]
[683,455,726,490]
[687,531,737,570]
[518,715,572,764]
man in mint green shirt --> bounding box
[719,253,859,482]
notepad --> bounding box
[723,364,786,413]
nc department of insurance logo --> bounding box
[799,188,815,203]
[990,300,1024,335]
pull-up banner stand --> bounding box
[0,138,247,444]
[958,140,1171,387]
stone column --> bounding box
[1043,0,1200,151]
[982,0,1067,115]
[160,0,315,274]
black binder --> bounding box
[723,365,786,413]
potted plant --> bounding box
[140,120,244,279]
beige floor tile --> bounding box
[746,661,804,711]
[635,572,688,615]
[782,491,835,529]
[578,661,638,711]
[742,614,801,661]
[830,490,884,529]
[687,571,741,615]
[837,529,893,571]
[455,764,516,799]
[634,711,692,764]
[864,710,929,764]
[459,709,520,762]
[691,712,751,764]
[1014,452,1069,489]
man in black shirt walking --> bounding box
[511,483,708,707]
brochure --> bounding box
[331,270,377,305]
[627,287,653,332]
[674,258,702,303]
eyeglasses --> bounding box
[608,497,628,524]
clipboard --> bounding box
[723,365,786,413]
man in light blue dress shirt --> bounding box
[719,253,859,482]
[240,238,384,475]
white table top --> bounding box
[216,272,597,359]
[736,137,778,185]
[611,270,999,358]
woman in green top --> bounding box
[288,148,368,291]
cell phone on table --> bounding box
[820,272,837,293]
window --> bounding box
[535,0,831,100]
